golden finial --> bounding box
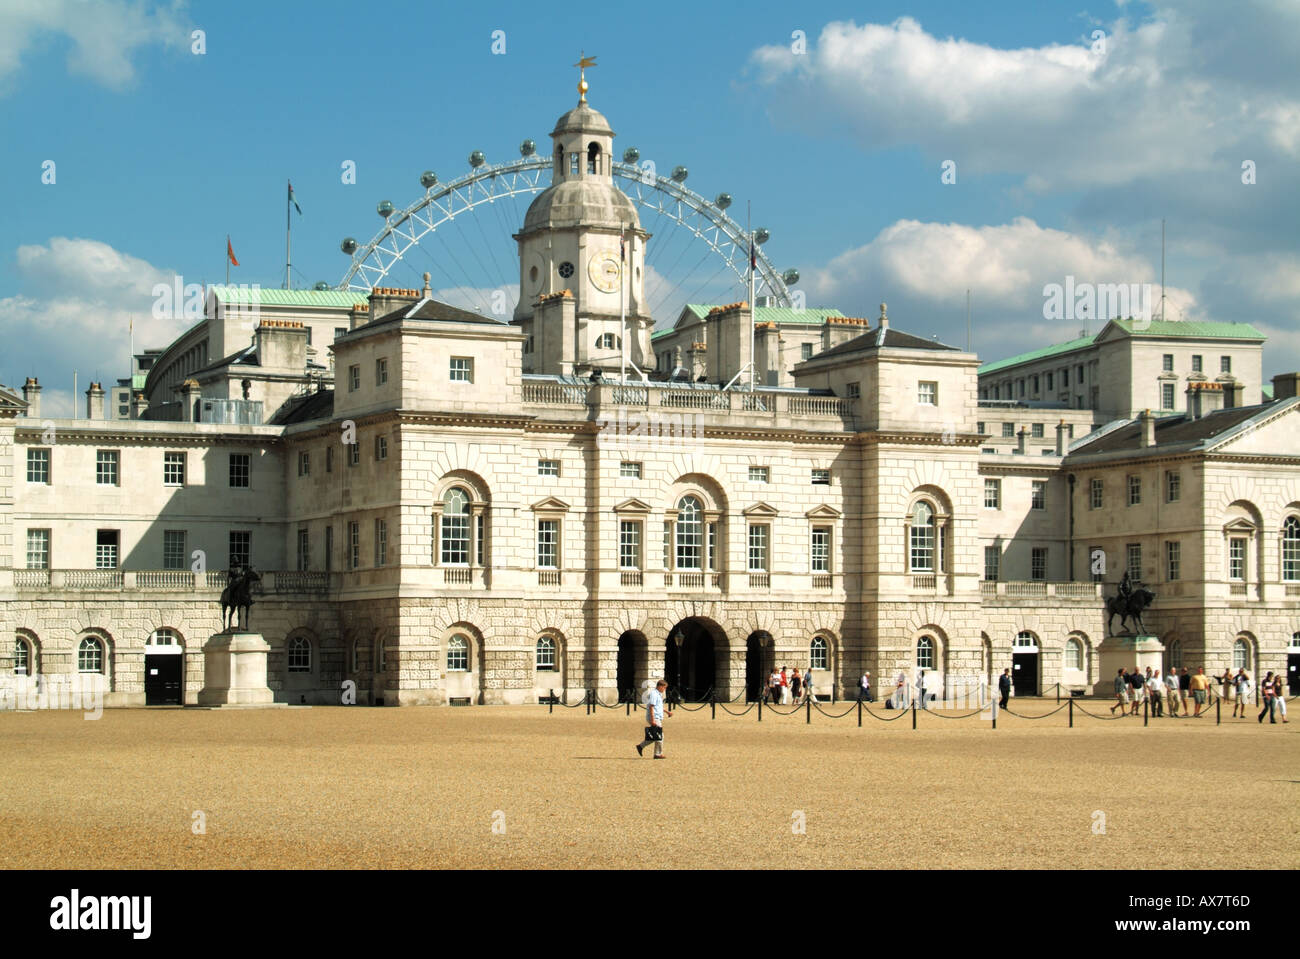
[574,51,597,102]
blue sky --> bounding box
[2,0,1297,413]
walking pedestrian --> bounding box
[1257,672,1277,724]
[998,668,1011,709]
[805,668,818,704]
[636,679,672,758]
[1164,668,1180,717]
[1232,669,1251,719]
[1274,676,1288,723]
[859,671,872,703]
[916,668,928,710]
[894,670,909,710]
[780,666,790,705]
[1110,668,1128,714]
[1178,667,1191,714]
[768,668,781,705]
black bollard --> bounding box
[758,696,762,722]
[549,688,554,714]
[1216,697,1221,726]
[1068,697,1073,728]
[858,700,863,728]
[1143,697,1148,727]
[912,700,917,730]
[626,698,630,716]
[806,698,811,724]
[711,691,716,721]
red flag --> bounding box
[227,236,240,267]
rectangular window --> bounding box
[26,529,51,570]
[348,442,360,467]
[1090,478,1104,509]
[537,520,559,568]
[619,520,642,570]
[984,478,1001,509]
[1162,353,1174,372]
[1001,422,1015,438]
[348,364,360,391]
[620,461,642,478]
[1031,480,1046,510]
[977,421,986,435]
[1165,541,1180,581]
[801,343,813,361]
[983,545,1000,581]
[476,513,485,566]
[229,530,251,568]
[1076,364,1084,381]
[375,357,388,385]
[918,381,937,405]
[334,327,347,341]
[348,522,360,571]
[1126,543,1142,582]
[297,529,310,571]
[1128,474,1141,506]
[982,448,997,454]
[162,451,186,486]
[163,530,187,570]
[324,526,333,573]
[749,466,769,483]
[1162,382,1175,410]
[663,521,671,570]
[1030,374,1039,394]
[1165,470,1180,502]
[1062,368,1069,388]
[27,448,51,484]
[1031,547,1048,582]
[1018,379,1025,398]
[748,524,769,572]
[1283,523,1300,581]
[375,435,388,461]
[1220,355,1231,374]
[95,530,118,569]
[811,469,831,486]
[810,527,831,573]
[450,357,474,382]
[1045,372,1054,391]
[846,382,860,399]
[1192,354,1203,373]
[297,450,310,477]
[1031,423,1044,438]
[1227,537,1245,580]
[537,459,560,476]
[326,446,334,473]
[96,450,119,486]
[707,522,718,571]
[229,453,250,488]
[374,519,387,568]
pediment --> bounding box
[613,497,652,513]
[530,496,571,512]
[805,504,842,519]
[743,502,779,517]
[1222,517,1256,533]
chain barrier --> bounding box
[718,700,758,717]
[1000,701,1070,720]
[1072,700,1129,721]
[921,704,991,720]
[759,702,806,719]
[861,703,913,722]
[812,702,858,720]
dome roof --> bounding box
[522,178,640,233]
[551,102,614,137]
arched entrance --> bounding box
[1013,631,1039,697]
[746,631,774,702]
[617,631,647,703]
[665,618,723,702]
[144,629,183,706]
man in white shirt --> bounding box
[1147,669,1164,717]
[1163,668,1180,717]
[636,679,671,759]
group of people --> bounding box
[854,670,935,709]
[764,666,819,705]
[1110,664,1289,722]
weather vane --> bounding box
[574,51,597,102]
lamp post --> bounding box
[672,630,685,705]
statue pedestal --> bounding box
[1095,635,1164,696]
[198,631,283,707]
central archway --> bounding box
[664,618,726,702]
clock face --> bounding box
[588,253,621,294]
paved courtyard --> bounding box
[0,702,1294,869]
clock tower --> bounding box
[514,65,651,377]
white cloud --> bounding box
[0,0,186,93]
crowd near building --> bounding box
[2,91,1298,708]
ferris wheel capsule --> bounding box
[377,200,394,218]
[520,139,536,157]
[783,269,799,286]
[714,192,732,210]
[420,170,438,189]
[469,150,486,167]
[623,147,640,163]
[671,165,689,182]
[313,281,331,291]
[754,227,770,245]
[340,237,358,255]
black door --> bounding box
[1012,652,1038,697]
[145,654,182,705]
[1288,654,1300,698]
[746,637,762,702]
[617,638,636,702]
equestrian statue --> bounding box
[1105,570,1155,635]
[220,564,262,631]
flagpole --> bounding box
[226,235,230,286]
[285,181,292,290]
[748,202,755,391]
[620,226,627,386]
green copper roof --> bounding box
[979,333,1096,375]
[652,304,847,340]
[210,285,369,308]
[1107,317,1265,339]
[1262,384,1274,401]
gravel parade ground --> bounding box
[1,702,1294,870]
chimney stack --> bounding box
[131,391,148,420]
[21,377,41,419]
[1185,381,1224,419]
[1055,419,1068,456]
[1016,427,1027,455]
[1139,409,1156,448]
[1271,372,1300,401]
[878,302,889,331]
[85,381,105,420]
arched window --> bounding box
[447,635,469,672]
[1168,638,1183,670]
[287,636,311,672]
[1065,637,1084,671]
[78,637,103,674]
[148,628,179,646]
[441,487,470,565]
[916,636,935,669]
[554,145,563,174]
[1232,637,1251,671]
[536,636,557,671]
[1283,516,1300,582]
[14,636,31,676]
[1015,631,1038,650]
[675,495,703,570]
[587,141,601,174]
[910,501,935,572]
[809,635,829,671]
[596,333,621,350]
